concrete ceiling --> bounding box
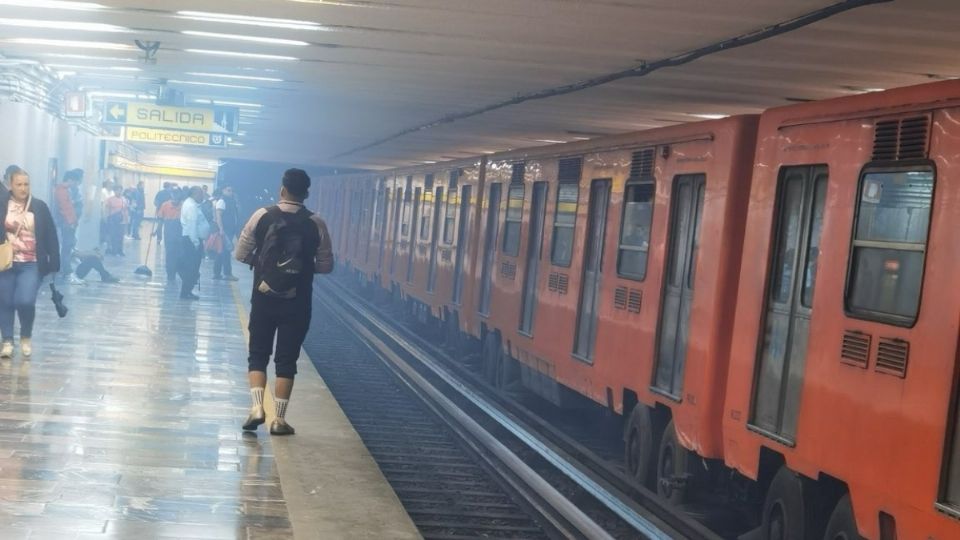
[0,0,957,169]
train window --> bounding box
[502,183,524,256]
[845,166,934,325]
[401,178,413,238]
[443,190,457,244]
[420,188,434,242]
[616,181,655,280]
[550,182,579,266]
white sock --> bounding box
[275,398,289,420]
[250,387,264,410]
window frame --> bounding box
[550,180,580,267]
[843,161,936,327]
[616,179,657,281]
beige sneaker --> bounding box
[0,341,12,358]
[20,338,31,357]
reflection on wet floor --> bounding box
[0,238,292,539]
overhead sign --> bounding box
[125,126,228,148]
[103,101,238,134]
[64,92,87,118]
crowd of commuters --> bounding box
[0,163,336,438]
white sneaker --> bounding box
[0,341,12,358]
[20,338,30,357]
[68,273,86,285]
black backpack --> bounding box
[255,206,314,296]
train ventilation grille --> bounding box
[840,330,870,368]
[876,337,909,378]
[511,162,525,184]
[872,116,929,161]
[629,148,655,179]
[558,157,583,183]
[613,286,642,313]
[500,261,517,280]
[548,272,569,294]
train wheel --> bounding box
[624,406,656,487]
[656,420,701,504]
[761,467,811,540]
[822,495,863,540]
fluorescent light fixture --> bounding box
[47,63,141,72]
[535,139,565,144]
[239,108,260,115]
[168,79,257,90]
[185,72,283,83]
[239,120,255,126]
[89,91,153,99]
[177,11,327,31]
[192,99,262,108]
[42,53,137,62]
[237,131,247,136]
[228,141,245,147]
[0,18,128,32]
[4,38,134,51]
[185,49,298,61]
[0,0,105,10]
[687,113,728,120]
[182,30,309,47]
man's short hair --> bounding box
[64,169,83,182]
[4,165,21,181]
[282,168,310,200]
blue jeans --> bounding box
[0,262,40,340]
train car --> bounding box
[467,117,759,500]
[722,79,960,539]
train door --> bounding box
[751,166,827,441]
[478,183,503,315]
[653,174,706,398]
[427,186,444,293]
[406,187,422,283]
[573,180,612,361]
[389,186,403,276]
[452,185,472,304]
[520,182,548,334]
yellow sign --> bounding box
[104,101,237,134]
[125,127,228,148]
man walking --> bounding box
[179,186,209,300]
[213,185,240,281]
[235,169,334,435]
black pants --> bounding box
[59,225,76,274]
[163,221,182,282]
[178,237,202,296]
[213,236,234,278]
[248,296,311,379]
[75,257,112,281]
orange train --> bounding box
[316,79,960,539]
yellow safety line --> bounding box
[229,281,276,417]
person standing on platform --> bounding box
[235,169,334,436]
[103,186,128,256]
[213,185,239,281]
[179,186,209,300]
[53,169,82,281]
[153,182,175,245]
[0,167,59,358]
[157,188,184,285]
[127,181,145,240]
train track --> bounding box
[307,276,722,539]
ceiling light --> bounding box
[4,38,134,51]
[0,0,105,10]
[168,79,257,90]
[185,72,283,83]
[237,131,247,136]
[42,53,137,62]
[192,99,262,108]
[185,49,298,61]
[47,63,141,72]
[239,120,255,126]
[182,30,309,47]
[228,141,245,147]
[535,139,566,144]
[177,11,327,31]
[687,113,728,120]
[89,91,153,99]
[0,18,128,32]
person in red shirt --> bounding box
[102,186,128,256]
[156,189,184,285]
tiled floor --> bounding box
[0,238,292,539]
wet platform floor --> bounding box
[0,233,420,540]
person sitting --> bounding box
[69,248,120,285]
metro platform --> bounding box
[0,236,421,540]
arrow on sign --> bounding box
[109,104,125,121]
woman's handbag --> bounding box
[0,242,12,272]
[204,232,223,255]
